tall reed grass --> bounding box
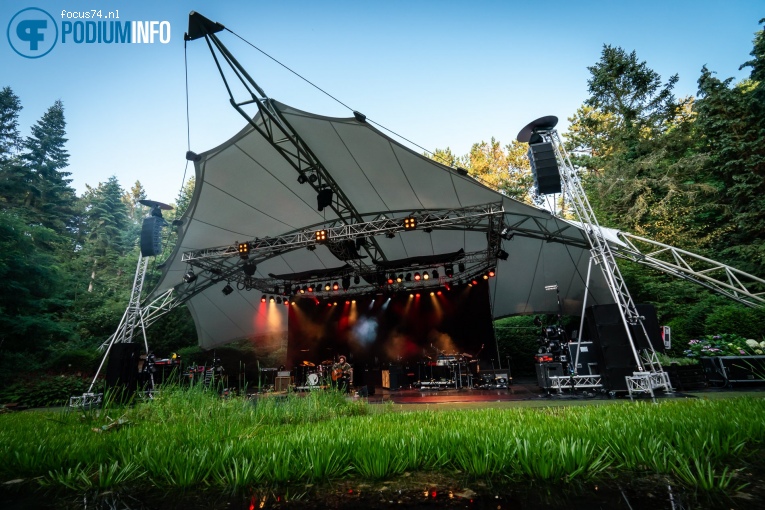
[1,386,763,495]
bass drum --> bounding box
[306,373,320,387]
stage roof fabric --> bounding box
[149,102,617,350]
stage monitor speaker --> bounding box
[140,216,164,257]
[528,142,561,194]
[535,362,563,390]
[585,304,663,391]
[105,343,140,392]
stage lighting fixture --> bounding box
[423,272,429,280]
[342,275,351,291]
[387,274,395,285]
[308,173,318,183]
[297,174,308,184]
[345,300,350,305]
[437,290,442,295]
[445,265,454,278]
[287,300,292,306]
[414,272,421,281]
[307,245,316,251]
[315,229,328,243]
[456,167,469,176]
[332,281,339,291]
[405,273,412,282]
[403,216,417,230]
[222,283,233,295]
[458,262,466,272]
[269,296,275,303]
[424,227,433,233]
[307,284,314,292]
[300,286,306,294]
[483,274,489,280]
[488,267,496,277]
[432,270,439,280]
[397,274,403,283]
[243,261,257,276]
[276,297,282,304]
[238,241,251,259]
[183,270,197,283]
[472,279,478,285]
[261,296,266,303]
[385,231,396,239]
[430,291,434,296]
[496,249,509,260]
[354,275,360,285]
[324,283,331,292]
[317,188,333,211]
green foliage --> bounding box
[494,316,540,376]
[0,374,89,407]
[683,333,763,358]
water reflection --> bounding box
[0,480,745,509]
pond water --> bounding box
[1,476,754,510]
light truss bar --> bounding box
[616,232,765,308]
[549,375,603,392]
[182,204,504,264]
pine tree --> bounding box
[0,86,29,209]
[22,100,77,232]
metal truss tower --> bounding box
[519,117,671,397]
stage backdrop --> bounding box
[287,278,496,372]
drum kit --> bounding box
[297,359,335,388]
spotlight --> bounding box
[300,286,306,294]
[483,274,489,280]
[324,283,331,292]
[307,284,314,292]
[332,281,339,291]
[285,300,291,306]
[437,290,442,295]
[458,262,466,272]
[414,272,421,281]
[445,265,454,278]
[403,217,417,230]
[396,274,403,283]
[238,241,251,259]
[424,227,433,233]
[183,270,197,283]
[472,279,478,285]
[342,275,351,291]
[315,230,328,243]
[243,261,257,276]
[269,296,275,303]
[423,272,429,280]
[276,297,282,304]
[308,173,318,183]
[222,283,233,295]
[385,231,396,239]
[432,270,439,280]
[345,300,350,305]
[307,245,316,251]
[496,249,509,261]
[297,174,308,184]
[387,274,395,285]
[430,291,434,296]
[317,188,333,211]
[353,275,360,285]
[261,296,266,303]
[405,273,412,282]
[488,267,496,277]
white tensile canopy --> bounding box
[148,101,616,350]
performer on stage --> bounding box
[332,355,353,393]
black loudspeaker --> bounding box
[105,343,141,393]
[528,142,561,194]
[140,216,165,257]
[585,304,663,391]
[535,362,564,389]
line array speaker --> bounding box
[528,142,561,195]
[140,216,164,257]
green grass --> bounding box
[1,385,763,496]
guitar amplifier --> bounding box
[275,376,291,391]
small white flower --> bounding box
[760,341,765,349]
[756,349,764,355]
[745,339,759,349]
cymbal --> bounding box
[301,361,315,367]
[461,353,473,358]
[321,360,333,365]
